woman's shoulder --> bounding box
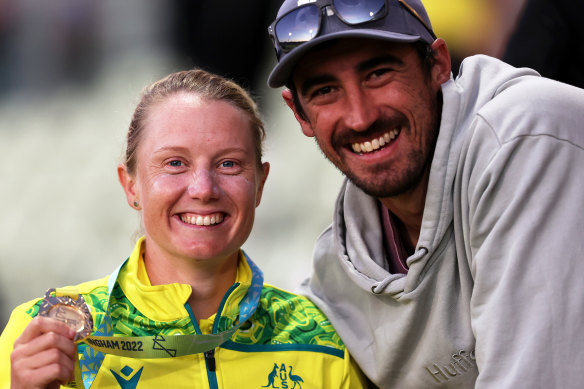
[0,275,110,355]
[259,283,328,316]
[237,283,345,350]
[17,275,110,320]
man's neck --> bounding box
[379,174,429,250]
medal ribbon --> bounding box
[78,251,263,388]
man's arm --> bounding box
[461,84,584,387]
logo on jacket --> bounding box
[425,349,477,383]
[261,363,304,388]
[111,365,144,389]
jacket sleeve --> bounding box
[0,302,37,389]
[460,82,584,388]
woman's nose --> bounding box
[187,168,219,201]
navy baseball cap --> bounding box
[267,0,436,87]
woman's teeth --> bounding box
[351,129,400,154]
[180,213,224,226]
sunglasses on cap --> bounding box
[268,0,436,56]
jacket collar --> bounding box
[116,237,253,323]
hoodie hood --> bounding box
[330,55,540,297]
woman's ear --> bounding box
[282,89,316,138]
[117,164,140,210]
[255,162,270,207]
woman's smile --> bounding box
[124,92,269,265]
[179,212,225,226]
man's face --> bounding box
[287,38,449,199]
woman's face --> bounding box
[121,92,269,265]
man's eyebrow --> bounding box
[299,74,337,97]
[356,55,405,73]
[298,55,405,96]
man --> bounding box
[267,0,584,387]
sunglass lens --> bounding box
[276,5,320,51]
[333,0,386,24]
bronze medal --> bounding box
[38,288,93,342]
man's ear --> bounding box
[117,163,140,210]
[282,89,315,138]
[430,38,452,86]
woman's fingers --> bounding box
[12,349,76,388]
[11,316,78,389]
[15,316,76,345]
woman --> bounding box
[0,70,366,388]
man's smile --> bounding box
[351,129,401,154]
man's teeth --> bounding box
[351,129,400,153]
[180,213,224,226]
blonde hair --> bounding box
[124,69,265,175]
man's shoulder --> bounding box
[478,74,584,145]
[488,74,584,113]
[455,55,584,115]
[452,56,584,145]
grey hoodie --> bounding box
[298,55,584,388]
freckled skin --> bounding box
[119,93,269,272]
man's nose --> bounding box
[343,87,378,132]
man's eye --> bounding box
[221,161,235,168]
[306,86,337,103]
[314,86,333,96]
[371,68,390,78]
[169,160,182,167]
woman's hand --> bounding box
[10,316,77,389]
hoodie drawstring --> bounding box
[371,247,429,294]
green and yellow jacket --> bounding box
[0,238,366,388]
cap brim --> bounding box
[267,29,422,88]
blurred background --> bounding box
[0,0,534,329]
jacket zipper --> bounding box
[205,349,218,389]
[204,349,216,371]
[202,282,239,388]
